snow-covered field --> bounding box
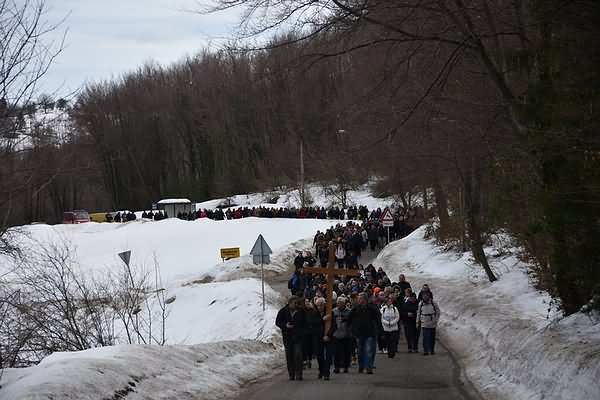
[376,227,600,400]
[9,217,339,284]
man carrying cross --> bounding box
[302,241,362,379]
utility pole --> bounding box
[300,138,305,207]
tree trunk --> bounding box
[433,182,449,233]
[463,166,497,282]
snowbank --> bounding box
[0,341,281,400]
[376,227,600,400]
[163,278,281,344]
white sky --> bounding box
[41,0,241,97]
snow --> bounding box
[194,182,401,211]
[0,215,335,398]
[4,217,339,284]
[163,278,280,344]
[0,341,281,400]
[2,184,598,399]
[376,226,600,400]
[157,198,192,204]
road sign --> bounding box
[250,234,272,265]
[250,234,272,311]
[220,247,240,260]
[381,208,394,227]
[118,250,131,266]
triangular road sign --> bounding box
[381,208,394,221]
[250,234,272,256]
[118,250,131,266]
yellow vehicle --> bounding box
[89,212,108,223]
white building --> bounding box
[156,198,193,218]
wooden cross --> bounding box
[302,241,362,334]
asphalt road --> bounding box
[237,246,481,400]
[238,342,476,400]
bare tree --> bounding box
[0,0,65,252]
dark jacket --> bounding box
[276,306,307,344]
[348,303,381,338]
[400,300,418,323]
[307,308,332,339]
[306,308,323,336]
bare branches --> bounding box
[0,240,172,367]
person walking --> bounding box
[401,292,419,352]
[417,291,440,356]
[380,296,400,358]
[275,296,307,380]
[303,298,318,369]
[313,297,334,380]
[332,296,353,374]
[348,292,381,374]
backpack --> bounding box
[288,272,299,290]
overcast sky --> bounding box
[41,0,240,97]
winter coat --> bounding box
[367,227,378,241]
[308,308,332,339]
[332,307,352,339]
[306,308,323,337]
[275,306,307,344]
[417,300,440,329]
[400,300,418,323]
[380,305,400,332]
[348,303,381,338]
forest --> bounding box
[1,0,598,313]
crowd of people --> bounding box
[101,204,429,243]
[277,225,441,381]
[175,204,426,231]
[105,210,168,222]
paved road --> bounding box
[238,343,475,400]
[240,246,480,400]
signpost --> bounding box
[220,247,241,262]
[381,208,394,245]
[302,243,362,334]
[118,250,131,267]
[250,235,272,311]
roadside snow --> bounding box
[0,341,281,400]
[163,278,281,344]
[0,216,321,399]
[376,227,600,400]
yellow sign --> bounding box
[220,247,240,260]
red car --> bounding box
[63,210,90,224]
